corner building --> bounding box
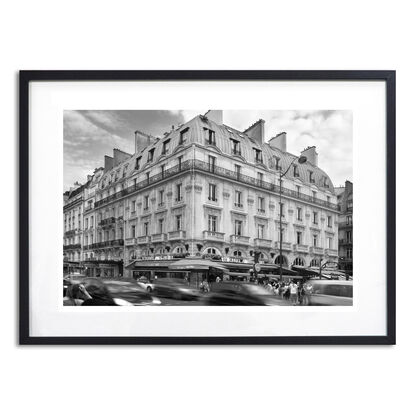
[81,110,339,278]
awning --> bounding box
[168,259,228,271]
[227,272,251,278]
[125,259,176,271]
[291,265,321,276]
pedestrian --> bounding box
[216,276,221,283]
[283,283,290,300]
[273,282,280,296]
[289,281,299,305]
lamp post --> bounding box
[278,155,307,281]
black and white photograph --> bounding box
[63,109,353,307]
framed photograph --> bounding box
[19,70,395,345]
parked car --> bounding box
[303,280,353,306]
[202,282,288,306]
[105,280,161,306]
[152,278,199,300]
[135,276,154,292]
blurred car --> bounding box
[105,280,161,306]
[303,280,353,306]
[202,282,287,306]
[152,278,199,300]
[135,276,154,292]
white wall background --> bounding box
[1,1,411,414]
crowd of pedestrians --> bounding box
[260,279,310,305]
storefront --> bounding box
[63,261,84,277]
[83,260,124,278]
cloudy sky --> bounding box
[64,110,352,190]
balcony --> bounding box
[293,244,309,253]
[254,238,272,248]
[125,237,136,246]
[110,239,124,247]
[232,149,242,156]
[99,217,116,227]
[151,233,167,243]
[168,230,186,240]
[230,235,250,245]
[325,248,338,257]
[64,230,76,237]
[234,203,244,209]
[137,236,151,245]
[93,159,340,212]
[89,239,124,249]
[63,243,81,250]
[85,204,94,212]
[203,230,225,241]
[130,210,137,218]
[309,246,324,255]
[274,241,291,251]
[257,208,266,215]
[157,202,166,209]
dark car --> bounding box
[152,278,200,301]
[202,282,289,306]
[104,280,161,306]
[303,280,353,306]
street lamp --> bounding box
[278,155,307,281]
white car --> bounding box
[136,277,154,292]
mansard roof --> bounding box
[97,113,335,194]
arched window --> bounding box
[173,246,185,254]
[293,257,305,266]
[203,247,222,257]
[275,255,287,266]
[310,258,320,267]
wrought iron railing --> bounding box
[99,217,116,226]
[63,243,81,250]
[94,159,339,211]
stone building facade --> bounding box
[335,180,353,275]
[63,110,339,278]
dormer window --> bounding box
[309,171,315,183]
[254,148,263,163]
[204,128,216,146]
[135,157,141,170]
[293,165,300,177]
[275,157,281,170]
[231,138,241,156]
[162,139,170,155]
[323,177,329,188]
[148,148,155,163]
[123,166,127,177]
[179,128,189,145]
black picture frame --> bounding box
[19,70,396,345]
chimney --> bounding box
[345,180,353,192]
[113,148,131,166]
[205,110,223,125]
[104,155,114,172]
[244,119,265,145]
[135,130,155,153]
[268,132,287,152]
[301,146,318,166]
